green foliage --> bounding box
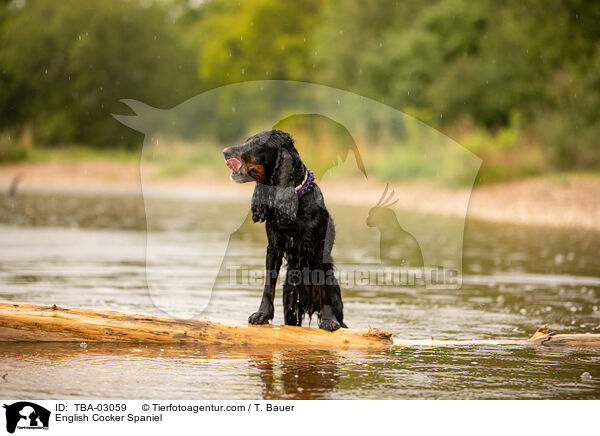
[313,0,600,173]
[0,0,197,148]
[0,0,598,180]
[187,0,323,86]
[0,133,27,162]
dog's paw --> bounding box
[319,318,341,332]
[248,311,272,325]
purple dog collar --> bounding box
[295,168,314,198]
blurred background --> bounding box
[1,0,600,400]
[0,0,599,183]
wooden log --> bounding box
[1,302,599,349]
[0,302,393,349]
[392,323,600,347]
[392,335,600,347]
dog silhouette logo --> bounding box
[3,402,50,433]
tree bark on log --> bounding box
[0,302,393,349]
[1,302,599,349]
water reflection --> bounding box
[1,342,599,399]
[249,350,341,399]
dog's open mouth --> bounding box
[225,157,253,183]
[225,158,242,173]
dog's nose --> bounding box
[222,147,233,159]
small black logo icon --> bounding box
[3,402,50,434]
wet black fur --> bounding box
[223,130,346,331]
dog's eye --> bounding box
[253,137,260,143]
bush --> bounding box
[0,0,197,148]
[0,134,28,162]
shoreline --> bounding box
[1,161,599,231]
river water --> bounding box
[0,190,599,399]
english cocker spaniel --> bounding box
[223,130,346,331]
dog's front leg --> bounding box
[318,270,344,332]
[248,244,282,325]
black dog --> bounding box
[223,130,346,331]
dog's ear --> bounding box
[270,132,304,186]
[271,187,298,225]
[251,184,298,225]
[251,183,270,223]
[251,131,301,224]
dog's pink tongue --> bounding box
[225,158,242,173]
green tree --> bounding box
[312,0,600,169]
[0,0,197,147]
[188,0,324,86]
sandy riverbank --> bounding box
[0,161,599,231]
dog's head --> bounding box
[223,130,305,224]
[222,129,305,186]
